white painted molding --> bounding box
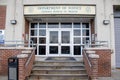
[22,50,31,53]
[89,54,99,58]
[17,54,28,58]
[86,51,96,54]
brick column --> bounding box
[0,6,6,29]
[17,54,28,80]
[0,61,1,74]
[89,54,99,80]
[0,53,1,74]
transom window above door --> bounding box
[48,23,59,28]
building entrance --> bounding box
[30,21,91,56]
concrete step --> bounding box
[29,74,88,80]
[32,69,87,74]
[33,65,84,70]
[28,77,88,80]
[46,57,77,61]
[34,61,84,66]
[28,57,88,80]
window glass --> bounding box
[30,37,37,44]
[39,46,46,55]
[48,23,59,28]
[74,23,81,28]
[74,30,81,36]
[83,37,90,44]
[74,38,81,44]
[61,46,70,54]
[39,23,46,28]
[39,30,46,36]
[74,46,81,55]
[82,30,89,36]
[49,46,58,54]
[31,23,38,28]
[61,23,72,28]
[39,38,46,44]
[31,30,37,36]
[82,23,89,28]
[50,31,58,43]
[62,31,70,43]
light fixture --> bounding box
[10,20,17,25]
[103,20,110,25]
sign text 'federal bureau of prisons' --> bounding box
[24,6,96,15]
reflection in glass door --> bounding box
[61,31,70,54]
[49,31,59,54]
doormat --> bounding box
[45,57,76,61]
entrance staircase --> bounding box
[28,57,88,80]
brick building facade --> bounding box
[0,0,120,70]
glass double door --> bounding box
[48,29,71,56]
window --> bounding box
[48,23,59,28]
[61,23,72,28]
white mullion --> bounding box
[37,23,39,55]
[59,22,61,56]
[81,22,83,56]
[71,22,73,56]
[89,22,91,44]
[46,22,49,56]
[29,22,31,47]
[45,23,47,55]
[81,22,83,45]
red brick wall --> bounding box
[18,58,27,80]
[25,19,29,35]
[90,19,96,43]
[24,19,29,45]
[90,57,99,80]
[0,6,6,29]
[84,49,111,77]
[25,52,35,77]
[18,50,35,80]
[0,48,35,80]
[95,49,111,77]
[0,49,23,75]
[90,19,95,35]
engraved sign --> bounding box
[24,6,95,15]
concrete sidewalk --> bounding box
[0,69,120,80]
[99,69,120,80]
[0,75,7,80]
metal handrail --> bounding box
[25,48,35,67]
[84,51,92,68]
[86,40,108,48]
[0,40,34,47]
